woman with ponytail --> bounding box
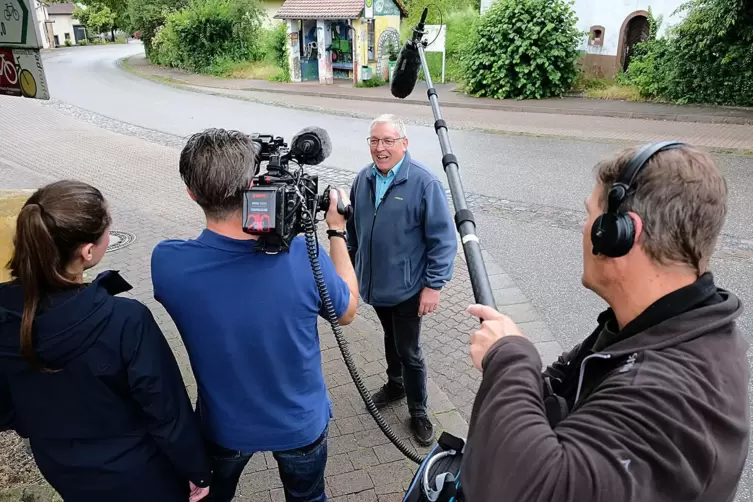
[0,180,211,502]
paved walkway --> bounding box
[0,95,562,501]
[124,55,753,125]
[122,56,753,152]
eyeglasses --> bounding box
[367,137,404,147]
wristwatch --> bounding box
[327,229,347,240]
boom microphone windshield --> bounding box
[291,126,332,165]
[390,41,422,99]
[390,8,428,99]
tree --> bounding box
[126,0,188,55]
[73,4,116,37]
[76,0,128,40]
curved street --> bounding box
[0,42,751,500]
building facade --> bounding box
[481,0,688,78]
[275,0,406,84]
[47,3,87,46]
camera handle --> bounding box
[318,185,354,220]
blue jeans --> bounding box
[204,425,328,502]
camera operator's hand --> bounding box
[466,304,525,371]
[326,188,349,231]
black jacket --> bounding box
[0,271,211,496]
[461,273,749,502]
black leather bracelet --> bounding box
[327,229,346,240]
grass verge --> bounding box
[585,85,643,101]
[207,59,286,81]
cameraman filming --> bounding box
[461,143,749,502]
[151,128,358,502]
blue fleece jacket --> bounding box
[346,150,457,307]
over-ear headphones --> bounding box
[591,141,688,258]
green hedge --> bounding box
[460,0,583,99]
[622,2,753,106]
[150,0,264,72]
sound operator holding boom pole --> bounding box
[389,8,750,502]
[459,143,749,502]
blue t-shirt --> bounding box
[150,230,350,452]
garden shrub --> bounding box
[460,0,583,99]
[622,0,753,106]
[150,0,264,73]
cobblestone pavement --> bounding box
[0,95,565,500]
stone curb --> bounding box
[119,56,753,126]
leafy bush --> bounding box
[403,0,479,26]
[622,0,753,106]
[150,0,264,73]
[261,21,289,71]
[399,7,480,84]
[460,0,583,99]
[126,0,188,56]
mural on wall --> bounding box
[376,27,400,79]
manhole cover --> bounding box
[107,231,135,252]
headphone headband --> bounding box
[607,141,687,213]
[593,140,688,258]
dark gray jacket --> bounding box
[460,273,749,502]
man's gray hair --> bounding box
[370,114,407,138]
[179,128,258,220]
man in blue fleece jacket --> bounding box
[346,114,457,446]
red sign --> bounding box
[0,48,21,97]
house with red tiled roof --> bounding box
[274,0,407,85]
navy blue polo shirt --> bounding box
[150,229,350,452]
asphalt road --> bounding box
[37,44,753,498]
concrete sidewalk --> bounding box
[123,55,753,125]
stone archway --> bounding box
[376,27,400,79]
[617,10,650,72]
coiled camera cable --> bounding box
[300,208,425,465]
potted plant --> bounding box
[388,42,399,81]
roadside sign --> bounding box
[0,47,49,99]
[0,0,40,48]
[422,25,446,83]
[0,0,48,100]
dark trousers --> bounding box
[374,292,428,418]
[204,425,329,502]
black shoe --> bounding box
[371,384,406,409]
[411,416,435,447]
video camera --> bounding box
[241,127,352,254]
